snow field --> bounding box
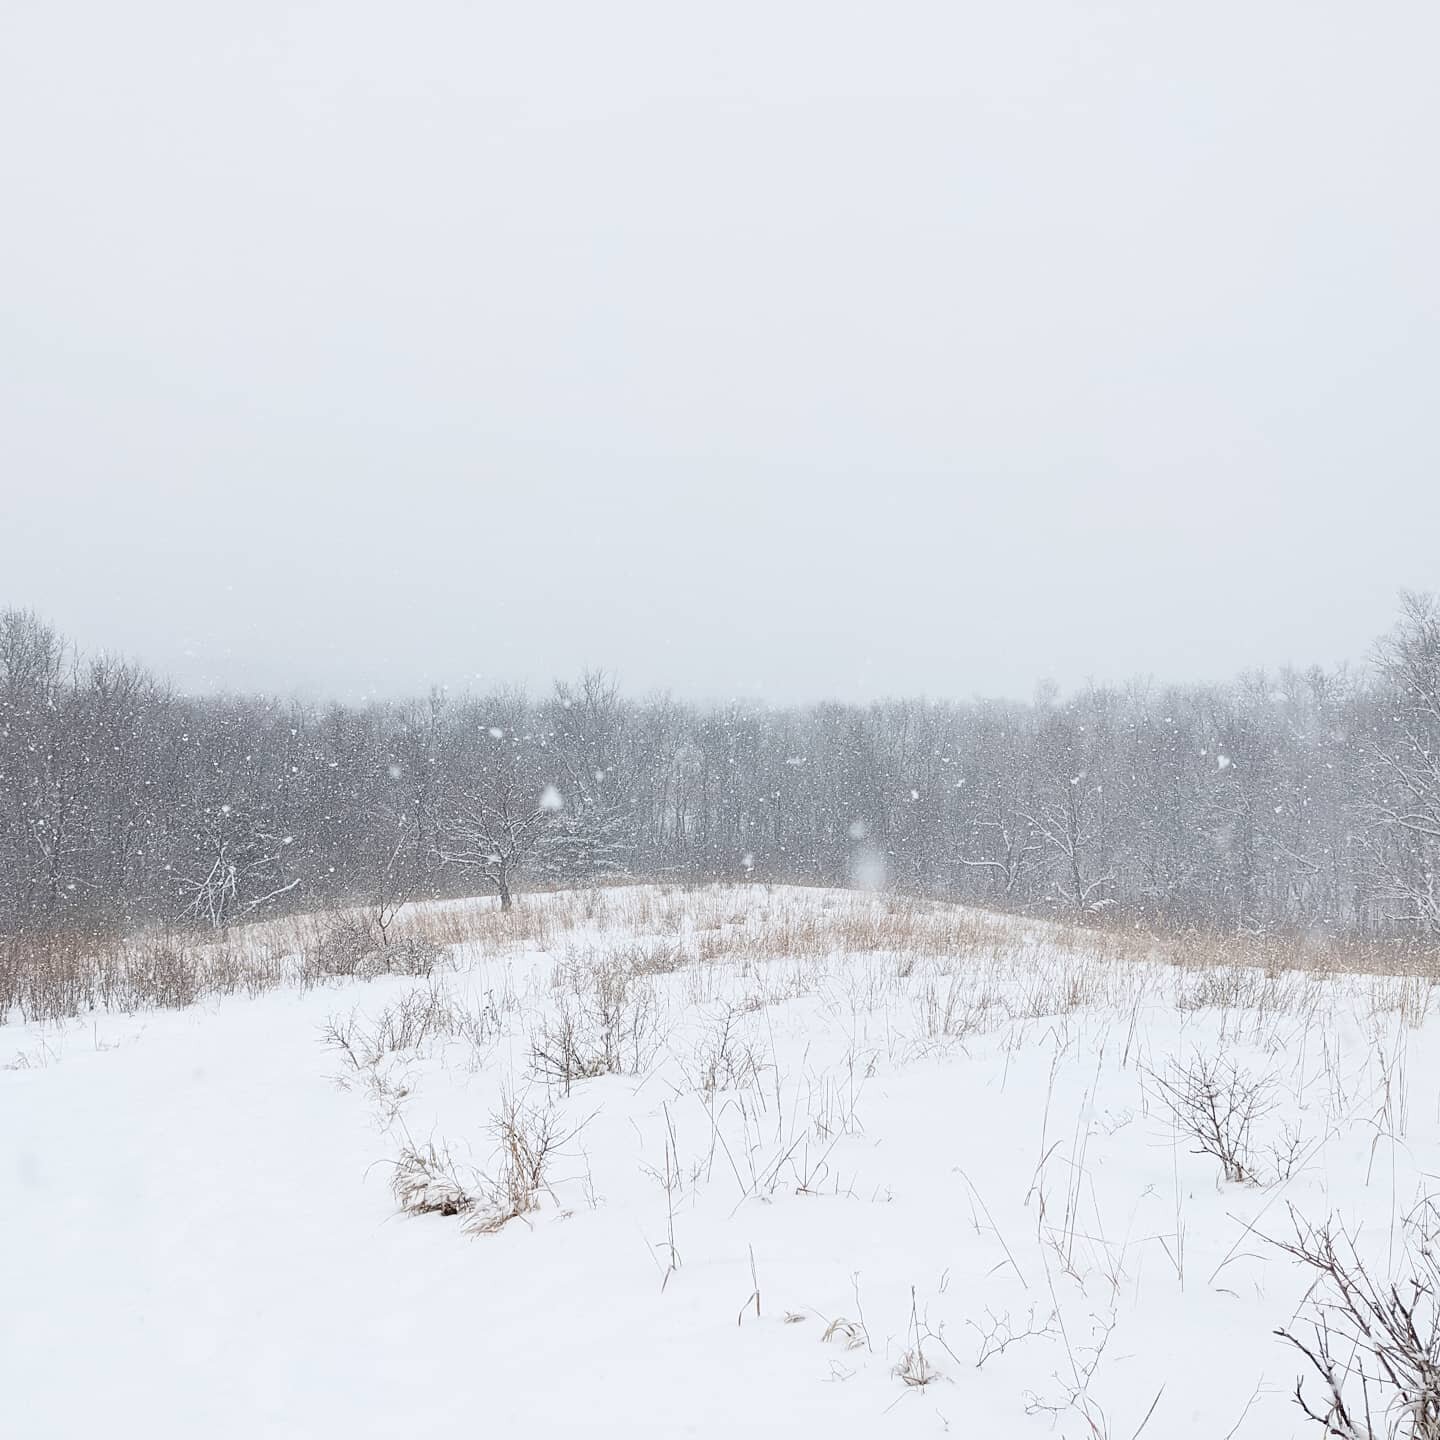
[3,885,1437,1437]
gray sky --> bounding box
[4,1,1437,704]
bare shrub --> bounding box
[390,1141,477,1217]
[1273,1199,1440,1438]
[530,951,663,1092]
[1269,1120,1309,1183]
[302,917,441,985]
[528,1001,608,1094]
[0,939,20,1018]
[128,939,204,1009]
[612,941,687,976]
[367,984,455,1053]
[371,934,444,977]
[691,1005,765,1093]
[463,1091,582,1235]
[302,915,378,979]
[389,1092,585,1231]
[1148,1052,1276,1184]
[323,983,499,1070]
[3,930,107,1021]
[1023,1312,1123,1437]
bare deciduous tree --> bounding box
[3,596,1440,946]
[440,706,558,910]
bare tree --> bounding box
[440,702,557,910]
[1366,592,1440,935]
[171,797,298,932]
[1025,699,1116,914]
[3,594,1440,944]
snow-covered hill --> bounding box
[4,886,1436,1437]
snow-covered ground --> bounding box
[3,885,1436,1437]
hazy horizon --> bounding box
[6,591,1409,710]
[5,1,1437,704]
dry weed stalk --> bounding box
[463,1090,590,1235]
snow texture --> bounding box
[2,884,1433,1437]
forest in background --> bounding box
[1,594,1437,943]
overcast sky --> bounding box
[4,1,1437,705]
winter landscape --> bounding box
[2,593,1440,1436]
[6,2,1440,1436]
[6,867,1440,1437]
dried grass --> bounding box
[4,882,1438,1029]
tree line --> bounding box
[2,595,1437,941]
